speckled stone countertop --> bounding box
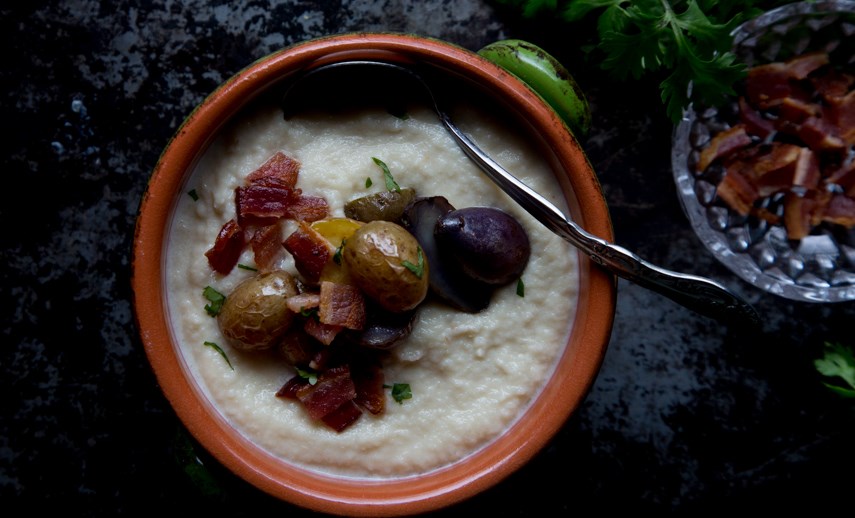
[3,1,854,515]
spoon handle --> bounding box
[440,114,761,326]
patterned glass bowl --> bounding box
[672,1,855,302]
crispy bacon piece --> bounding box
[321,400,363,432]
[204,219,245,274]
[698,124,753,172]
[286,292,321,314]
[249,220,284,272]
[295,365,357,420]
[797,116,846,153]
[738,96,775,138]
[235,184,295,226]
[246,151,300,189]
[821,194,855,227]
[275,375,307,399]
[303,317,343,346]
[783,191,820,240]
[827,90,855,145]
[717,168,759,215]
[283,221,332,284]
[352,360,385,415]
[319,281,366,330]
[826,161,855,197]
[284,193,329,222]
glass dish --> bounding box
[672,1,855,302]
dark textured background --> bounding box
[3,1,854,515]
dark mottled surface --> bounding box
[3,1,854,515]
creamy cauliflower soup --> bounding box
[165,98,579,478]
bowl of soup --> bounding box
[132,33,616,516]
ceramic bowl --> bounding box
[132,33,616,516]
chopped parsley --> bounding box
[372,157,400,192]
[202,286,226,317]
[237,263,258,272]
[203,341,233,370]
[187,188,199,201]
[296,367,318,385]
[365,177,373,188]
[333,239,346,265]
[516,277,525,297]
[300,306,319,320]
[385,383,412,404]
[401,247,425,279]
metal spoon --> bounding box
[281,60,761,326]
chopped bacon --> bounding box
[697,124,752,172]
[204,219,245,274]
[283,221,332,284]
[286,292,321,314]
[826,161,855,197]
[295,365,357,420]
[303,317,342,346]
[796,116,846,152]
[235,184,296,226]
[319,281,366,330]
[717,168,759,215]
[283,193,329,222]
[821,194,855,227]
[275,375,308,399]
[245,151,301,189]
[249,220,284,272]
[352,360,385,415]
[321,400,363,432]
[738,96,775,138]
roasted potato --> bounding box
[217,270,299,351]
[342,221,428,312]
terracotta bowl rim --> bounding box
[131,32,616,516]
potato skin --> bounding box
[217,270,299,351]
[343,221,429,312]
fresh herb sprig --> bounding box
[493,0,785,122]
[815,341,855,399]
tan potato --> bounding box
[217,270,299,351]
[343,221,429,312]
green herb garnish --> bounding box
[333,239,346,265]
[401,247,425,279]
[365,177,373,188]
[202,286,226,317]
[296,367,318,385]
[372,157,401,192]
[516,277,525,297]
[385,383,412,404]
[815,341,855,398]
[300,306,319,319]
[237,263,258,272]
[187,189,199,201]
[203,341,233,370]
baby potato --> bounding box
[343,221,429,312]
[217,270,299,351]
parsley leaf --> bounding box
[516,277,525,297]
[203,341,233,370]
[815,341,855,398]
[385,383,412,404]
[372,157,401,192]
[333,238,346,265]
[187,189,199,201]
[296,367,318,385]
[202,286,226,317]
[401,247,425,279]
